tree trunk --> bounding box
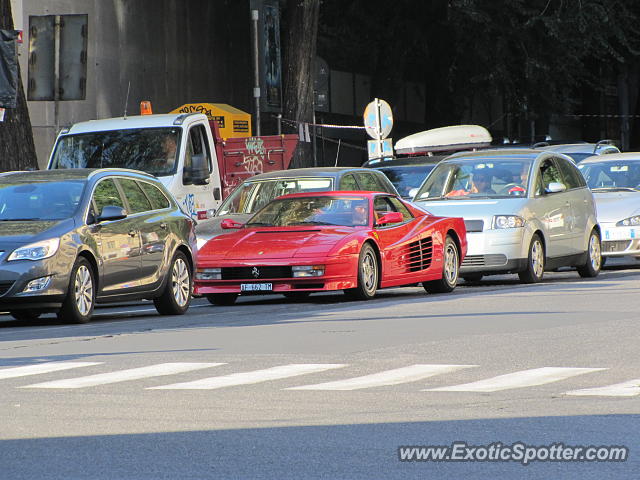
[0,0,37,171]
[282,0,319,168]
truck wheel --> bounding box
[518,234,545,284]
[344,244,378,300]
[58,257,95,324]
[206,293,238,306]
[154,252,192,315]
[424,235,459,293]
[577,229,602,278]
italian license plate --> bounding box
[240,283,273,292]
[604,228,635,241]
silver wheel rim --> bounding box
[531,240,544,278]
[362,251,377,294]
[74,265,93,316]
[589,233,601,270]
[444,242,459,285]
[172,258,190,307]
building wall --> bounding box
[17,0,254,168]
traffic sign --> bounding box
[363,98,393,140]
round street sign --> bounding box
[363,98,393,140]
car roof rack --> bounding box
[594,139,615,153]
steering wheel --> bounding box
[501,183,525,195]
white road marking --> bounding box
[149,364,346,390]
[426,367,607,392]
[0,362,101,379]
[22,363,224,389]
[565,379,640,397]
[287,364,478,391]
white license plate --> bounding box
[604,228,636,241]
[240,283,273,292]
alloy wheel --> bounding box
[74,265,93,316]
[171,257,190,307]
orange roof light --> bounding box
[140,101,153,115]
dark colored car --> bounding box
[0,169,197,323]
[196,167,398,245]
[363,156,447,199]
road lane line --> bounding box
[565,379,640,397]
[21,363,224,389]
[0,362,102,379]
[286,364,478,391]
[425,367,607,392]
[149,364,346,390]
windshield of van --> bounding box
[578,161,640,191]
[414,159,534,200]
[217,177,334,216]
[49,128,181,177]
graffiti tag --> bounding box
[182,193,196,218]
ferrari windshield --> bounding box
[0,180,85,220]
[246,196,369,227]
[414,158,534,200]
[578,161,640,191]
[49,128,181,177]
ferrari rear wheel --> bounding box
[345,243,378,300]
[423,235,459,293]
[206,293,238,306]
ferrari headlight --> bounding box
[617,216,640,227]
[492,215,525,229]
[8,238,60,261]
[292,265,325,277]
[196,268,221,280]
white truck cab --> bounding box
[47,113,223,222]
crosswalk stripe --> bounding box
[21,363,224,389]
[425,367,607,393]
[149,364,346,390]
[0,362,102,380]
[286,364,478,391]
[565,379,640,397]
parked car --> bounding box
[363,156,446,199]
[195,167,398,246]
[577,153,640,259]
[412,149,602,283]
[195,191,467,305]
[535,140,620,164]
[0,169,196,323]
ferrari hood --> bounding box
[199,227,355,260]
[593,191,640,223]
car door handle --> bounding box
[128,229,137,237]
[160,223,168,230]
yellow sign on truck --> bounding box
[170,103,252,139]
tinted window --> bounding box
[139,181,170,210]
[378,165,435,197]
[388,197,413,221]
[118,178,152,213]
[93,178,125,214]
[355,172,382,191]
[339,174,359,190]
[371,172,397,194]
[556,158,585,189]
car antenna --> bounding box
[123,81,131,119]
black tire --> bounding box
[10,310,41,321]
[462,273,483,283]
[344,243,378,300]
[154,251,192,315]
[518,234,545,284]
[424,235,459,293]
[577,229,602,278]
[57,257,95,324]
[206,293,238,306]
[283,292,311,299]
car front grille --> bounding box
[0,281,14,296]
[463,220,484,232]
[462,254,508,267]
[405,237,433,272]
[221,266,293,280]
[602,240,632,253]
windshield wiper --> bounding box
[592,187,640,192]
[245,222,273,227]
[290,221,339,226]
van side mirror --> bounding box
[97,205,127,222]
[184,154,209,185]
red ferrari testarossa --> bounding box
[195,191,467,305]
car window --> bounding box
[138,181,170,210]
[387,197,413,221]
[183,124,213,186]
[93,178,125,215]
[373,196,404,226]
[355,172,383,191]
[118,178,152,214]
[371,171,397,194]
[535,159,564,195]
[339,174,359,190]
[556,157,586,189]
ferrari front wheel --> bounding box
[423,235,459,293]
[344,244,378,300]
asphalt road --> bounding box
[0,260,639,479]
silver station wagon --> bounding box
[413,150,602,283]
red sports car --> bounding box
[195,191,467,305]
